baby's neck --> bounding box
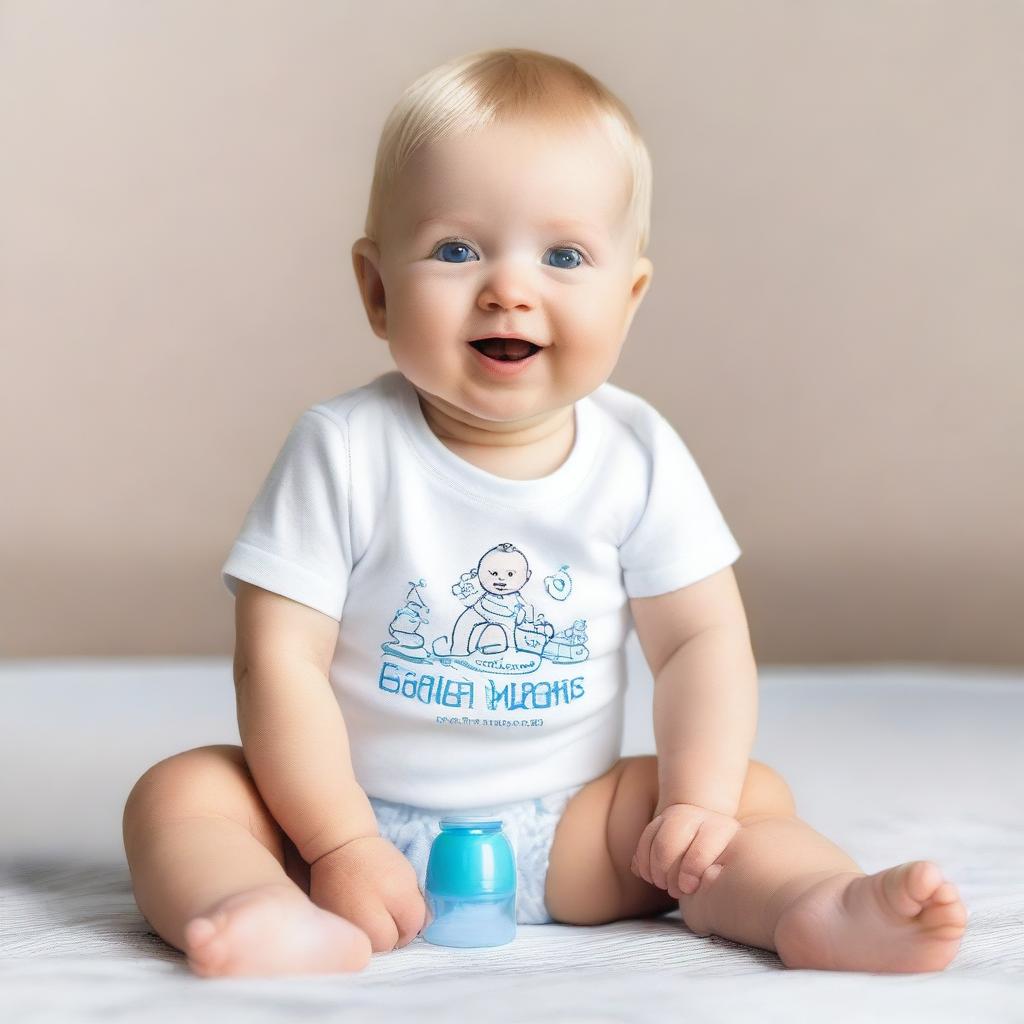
[414,389,576,481]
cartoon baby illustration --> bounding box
[433,543,554,657]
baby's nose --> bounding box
[476,264,535,312]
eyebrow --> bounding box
[413,214,608,239]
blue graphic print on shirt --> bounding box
[377,542,591,718]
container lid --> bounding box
[438,815,503,832]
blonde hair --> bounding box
[362,48,652,255]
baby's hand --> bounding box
[630,803,739,898]
[308,836,426,953]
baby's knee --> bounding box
[742,760,797,819]
[123,744,249,835]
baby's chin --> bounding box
[418,380,563,431]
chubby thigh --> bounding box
[222,750,793,926]
[543,755,796,926]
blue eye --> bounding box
[547,247,584,269]
[434,241,478,263]
[431,241,586,267]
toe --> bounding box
[187,937,228,976]
[881,864,922,918]
[184,917,217,949]
[919,896,968,933]
[906,861,944,904]
[184,916,231,976]
[883,861,943,918]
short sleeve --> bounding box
[221,408,353,620]
[619,411,741,599]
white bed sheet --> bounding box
[1,652,1022,1022]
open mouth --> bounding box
[469,338,541,362]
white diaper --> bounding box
[367,781,586,925]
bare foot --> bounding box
[773,861,967,973]
[182,882,372,978]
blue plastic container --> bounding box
[422,815,517,947]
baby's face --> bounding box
[477,550,530,595]
[353,117,652,427]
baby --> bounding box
[122,48,967,978]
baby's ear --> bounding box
[630,256,653,304]
[621,256,653,339]
[351,237,387,339]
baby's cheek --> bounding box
[389,296,441,341]
[547,335,622,394]
[391,275,464,332]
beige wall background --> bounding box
[1,0,1020,663]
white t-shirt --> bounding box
[222,371,741,809]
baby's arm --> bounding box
[234,583,425,949]
[631,565,756,815]
[233,581,378,861]
[628,566,757,893]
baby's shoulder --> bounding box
[313,374,387,415]
[589,381,675,455]
[305,372,399,434]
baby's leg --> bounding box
[122,744,371,977]
[685,814,967,973]
[547,757,967,973]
